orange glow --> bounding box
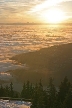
[40,8,66,24]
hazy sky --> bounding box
[0,0,72,23]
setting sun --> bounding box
[41,8,65,24]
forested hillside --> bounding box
[0,77,72,108]
[10,43,72,85]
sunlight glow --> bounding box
[30,0,64,13]
[40,8,65,24]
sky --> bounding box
[0,0,72,23]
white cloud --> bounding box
[29,0,72,13]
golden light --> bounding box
[30,0,63,13]
[40,8,65,24]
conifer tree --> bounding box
[57,76,71,108]
[0,85,5,97]
[47,77,56,108]
[5,85,10,97]
[62,85,72,108]
[37,80,45,108]
[9,82,14,97]
[31,83,38,108]
[43,90,48,108]
[21,81,33,99]
[26,81,30,99]
[31,80,45,108]
[30,83,33,98]
[21,83,26,98]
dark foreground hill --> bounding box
[10,43,72,85]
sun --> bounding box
[41,8,65,24]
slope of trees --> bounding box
[0,82,19,98]
[10,43,72,85]
[0,77,72,108]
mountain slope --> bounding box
[10,43,72,85]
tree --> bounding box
[37,80,45,108]
[57,76,71,108]
[26,81,31,99]
[31,80,45,108]
[62,85,72,108]
[9,82,14,97]
[31,83,38,108]
[30,83,34,98]
[21,83,26,98]
[5,85,10,97]
[0,85,5,97]
[46,77,57,108]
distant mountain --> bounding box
[10,43,72,85]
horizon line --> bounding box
[0,22,72,25]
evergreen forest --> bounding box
[0,77,72,108]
